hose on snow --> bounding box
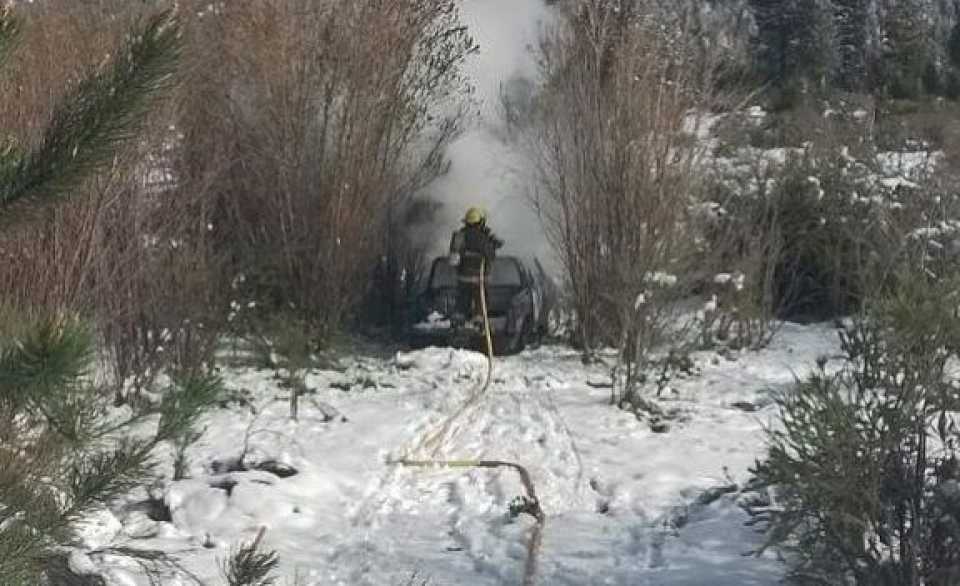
[391,259,545,585]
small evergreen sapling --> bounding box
[0,6,182,584]
[220,527,279,586]
[156,373,223,480]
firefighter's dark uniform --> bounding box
[449,222,503,322]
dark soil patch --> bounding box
[210,457,298,478]
[126,496,172,523]
[209,478,239,497]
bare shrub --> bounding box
[179,0,475,341]
[0,0,225,397]
[0,0,160,312]
[528,1,722,408]
[362,197,442,338]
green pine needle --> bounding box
[65,439,155,521]
[0,317,92,410]
[0,9,182,222]
[156,373,223,442]
[221,530,279,586]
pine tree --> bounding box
[879,0,932,98]
[832,0,871,90]
[750,0,838,90]
[0,7,192,584]
[949,21,960,69]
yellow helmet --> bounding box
[464,206,485,225]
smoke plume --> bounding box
[426,0,554,269]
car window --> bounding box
[429,257,524,289]
[489,259,523,286]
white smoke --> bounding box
[426,0,555,269]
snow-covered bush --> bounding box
[706,132,960,322]
[694,269,776,350]
[750,273,960,584]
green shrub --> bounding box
[751,273,960,585]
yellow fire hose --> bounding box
[391,259,545,585]
[405,259,494,456]
[479,257,495,387]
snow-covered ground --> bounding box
[78,322,842,585]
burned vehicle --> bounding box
[408,255,555,354]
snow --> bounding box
[69,551,100,576]
[413,311,453,332]
[713,273,745,291]
[876,150,943,176]
[879,176,919,190]
[644,271,679,288]
[78,323,842,585]
[806,176,824,200]
[703,295,718,314]
[75,508,123,549]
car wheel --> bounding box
[525,322,543,350]
[501,318,529,355]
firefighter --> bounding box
[448,207,504,326]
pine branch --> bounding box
[63,438,156,523]
[0,9,182,222]
[155,373,223,442]
[220,527,279,586]
[0,317,92,413]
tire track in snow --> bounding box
[345,349,491,529]
[340,348,590,583]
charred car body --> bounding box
[408,255,556,354]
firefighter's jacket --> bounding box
[449,224,503,281]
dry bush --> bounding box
[362,197,442,337]
[0,0,154,312]
[0,1,223,396]
[179,0,474,342]
[529,1,721,406]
